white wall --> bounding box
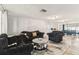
[7,15,64,35]
[7,16,50,35]
[8,16,18,35]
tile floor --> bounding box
[32,35,79,55]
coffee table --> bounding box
[33,38,48,50]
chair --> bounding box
[48,31,64,43]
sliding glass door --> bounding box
[63,23,79,35]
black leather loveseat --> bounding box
[48,31,64,43]
[0,34,33,55]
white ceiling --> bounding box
[1,4,79,23]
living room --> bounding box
[0,4,79,55]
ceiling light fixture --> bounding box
[0,4,7,13]
[48,15,59,19]
[47,15,62,20]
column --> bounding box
[0,11,1,34]
[1,10,8,34]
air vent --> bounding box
[40,9,47,12]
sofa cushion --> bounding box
[0,37,8,49]
[37,32,44,38]
[32,32,37,37]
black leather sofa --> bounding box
[21,31,44,40]
[47,31,64,43]
[21,31,45,50]
[0,34,33,55]
[0,30,44,55]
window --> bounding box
[63,24,79,35]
